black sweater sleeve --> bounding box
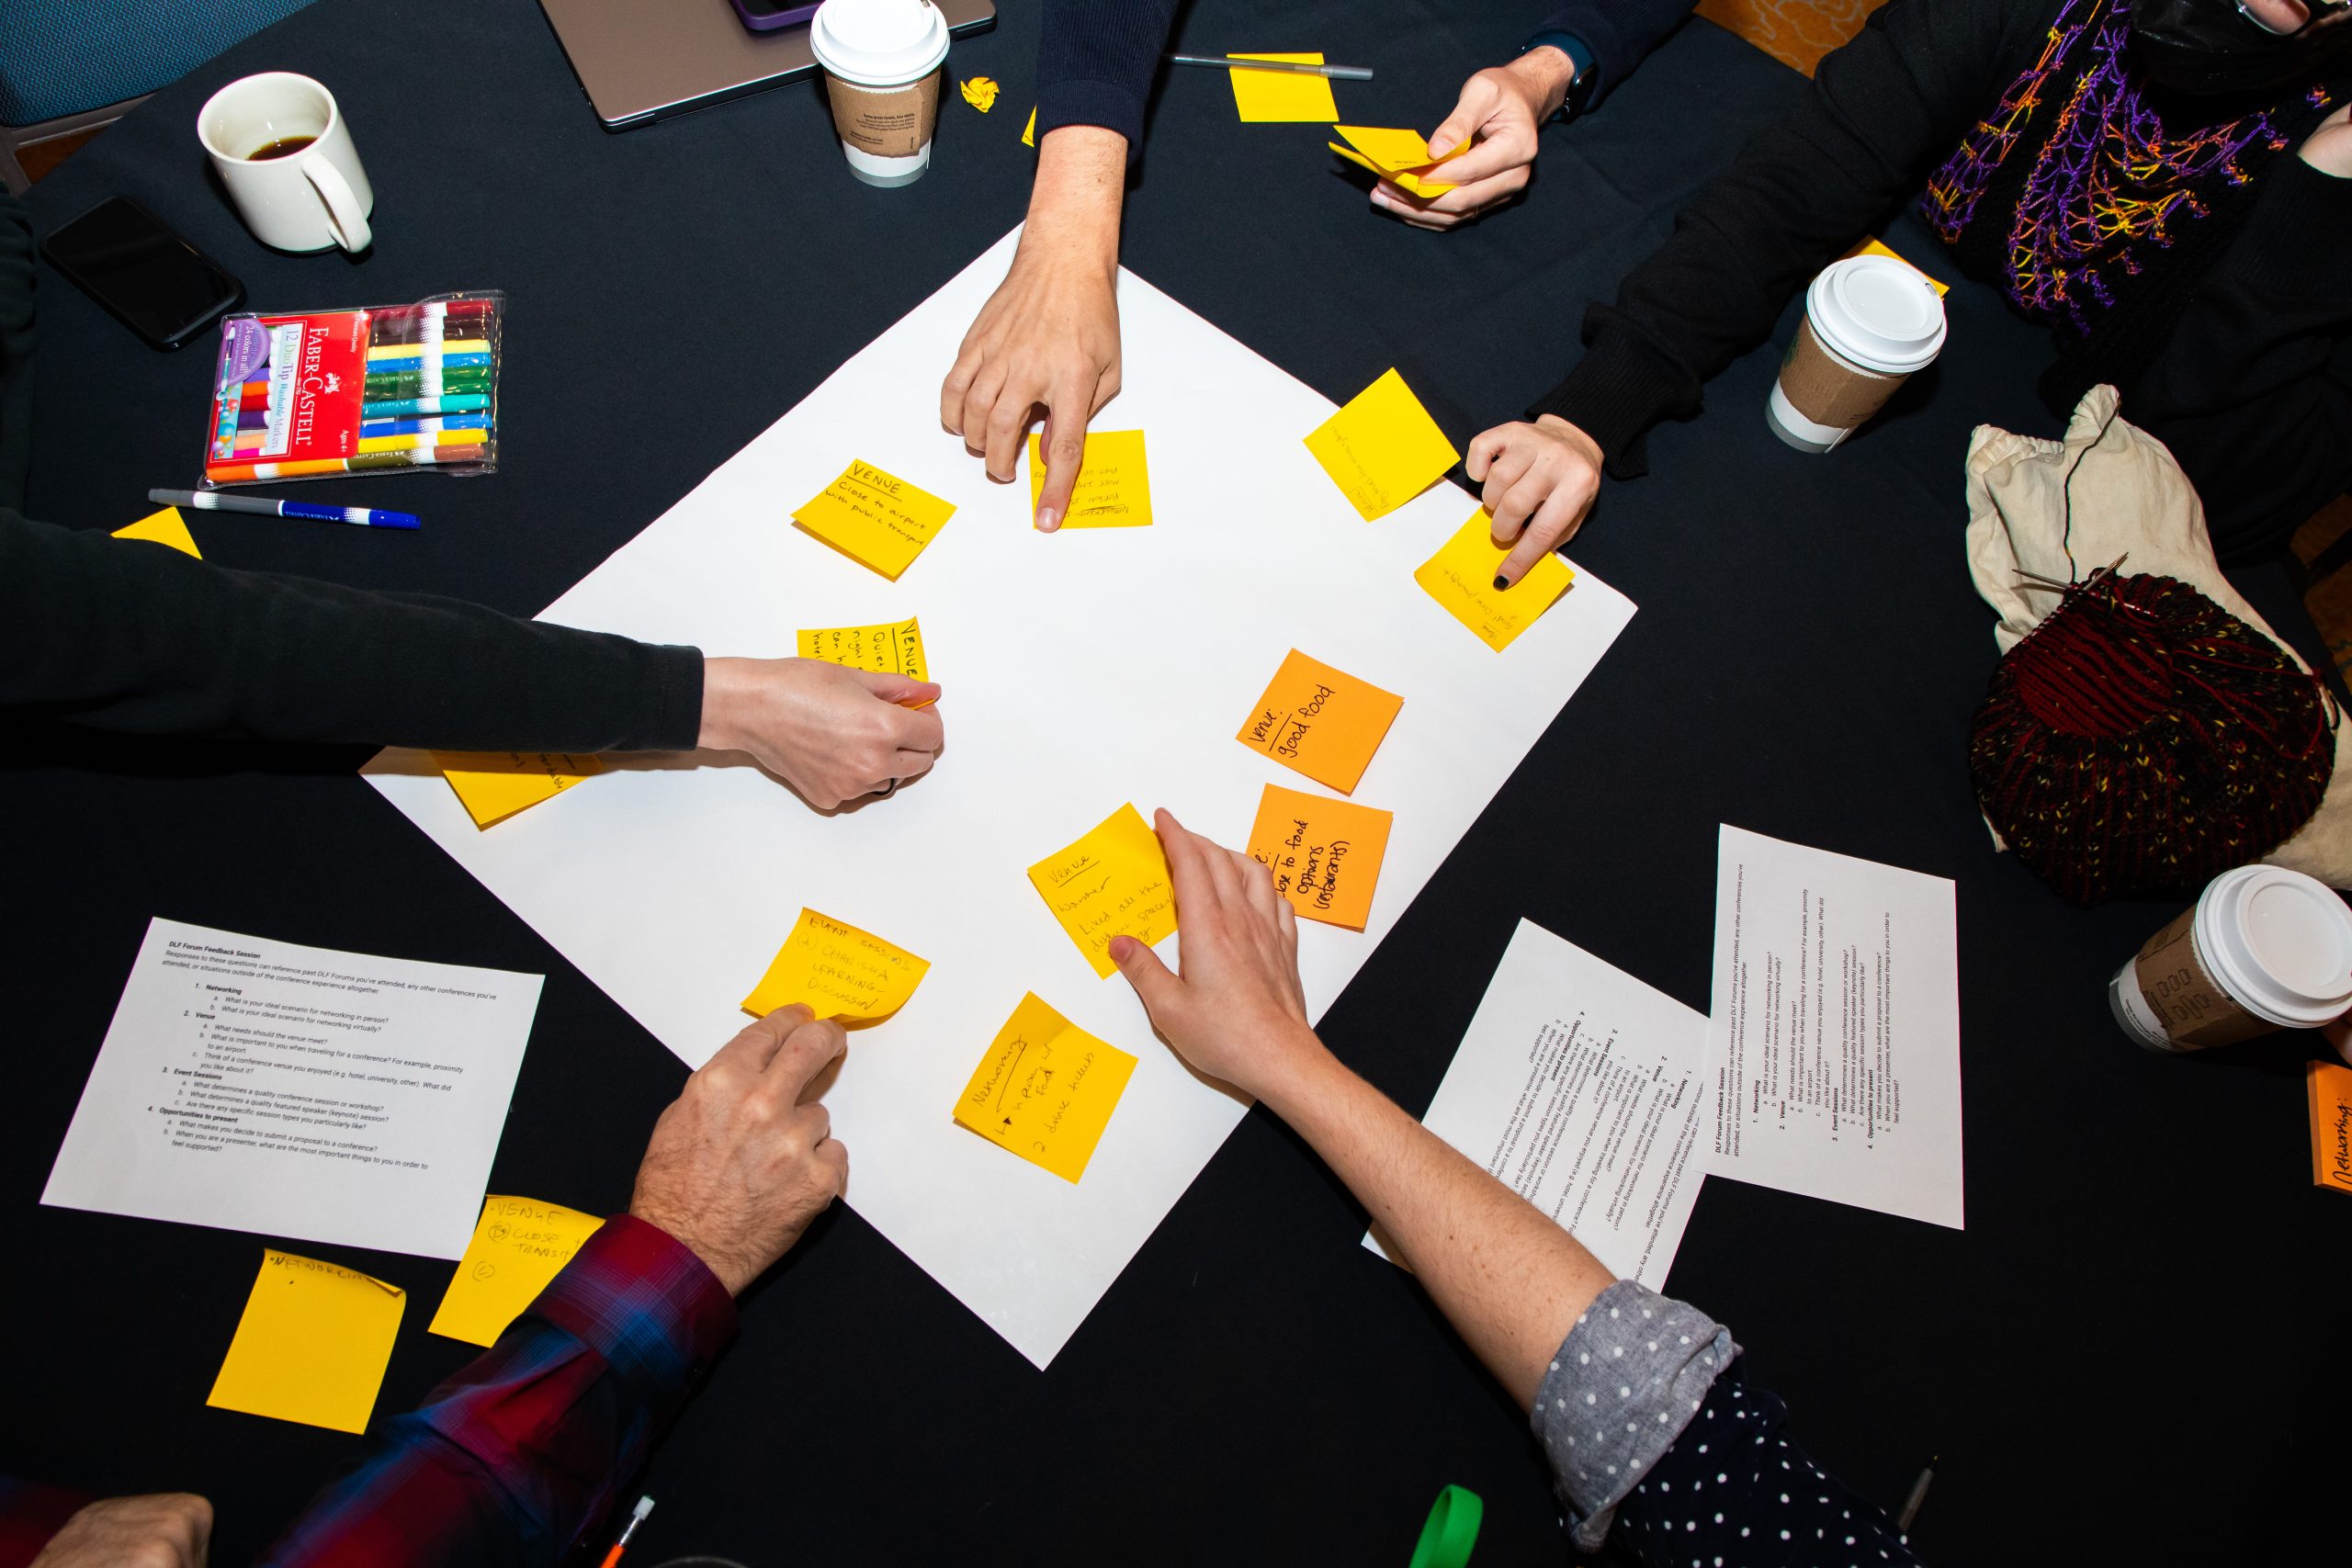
[2126,155,2352,560]
[1540,0,1696,112]
[0,510,704,751]
[0,191,36,515]
[1530,0,2040,472]
[1035,0,1181,153]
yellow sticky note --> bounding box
[427,1196,604,1348]
[1023,107,1036,146]
[742,907,932,1023]
[1329,125,1465,196]
[434,751,603,829]
[1414,509,1576,650]
[1028,804,1177,978]
[207,1250,404,1434]
[953,991,1138,1182]
[1026,429,1152,528]
[961,75,1000,113]
[1246,784,1394,931]
[797,616,928,682]
[1227,53,1340,122]
[1237,649,1403,795]
[1845,237,1951,296]
[1304,368,1460,522]
[112,506,201,558]
[793,460,956,581]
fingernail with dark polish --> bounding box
[1493,574,1510,591]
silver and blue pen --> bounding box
[148,487,420,532]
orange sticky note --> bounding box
[952,991,1138,1182]
[434,751,603,828]
[1028,804,1176,977]
[1026,429,1152,527]
[1414,509,1576,650]
[1246,784,1394,931]
[1304,368,1460,522]
[1236,649,1403,795]
[792,459,956,581]
[2310,1059,2352,1194]
[113,506,201,558]
[741,907,931,1024]
[207,1250,404,1434]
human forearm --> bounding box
[1024,125,1126,275]
[1264,1048,1615,1411]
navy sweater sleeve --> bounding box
[1035,0,1180,152]
[1538,0,1696,111]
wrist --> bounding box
[1026,125,1125,276]
[1510,45,1577,119]
[696,657,749,752]
[1251,1027,1346,1120]
[627,1201,755,1296]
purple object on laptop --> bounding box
[730,0,820,31]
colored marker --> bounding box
[148,487,420,531]
[238,381,270,412]
[206,444,485,482]
[361,392,490,418]
[366,338,491,362]
[237,409,270,431]
[357,413,490,438]
[364,367,491,397]
[365,351,492,375]
[355,427,486,454]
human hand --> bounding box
[2300,102,2352,178]
[30,1495,212,1568]
[628,1006,850,1296]
[1372,48,1575,231]
[1463,413,1604,587]
[1107,808,1330,1104]
[698,657,944,809]
[940,125,1126,532]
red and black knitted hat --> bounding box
[1970,568,2335,906]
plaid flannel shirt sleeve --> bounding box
[259,1214,737,1568]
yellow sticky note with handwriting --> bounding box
[797,616,928,682]
[1237,649,1402,795]
[953,992,1138,1182]
[113,507,201,558]
[1329,125,1465,196]
[1227,53,1340,122]
[207,1250,404,1434]
[1843,237,1951,296]
[1414,509,1575,650]
[1247,783,1394,931]
[434,751,603,829]
[742,907,931,1023]
[793,460,956,581]
[428,1197,604,1348]
[1028,804,1177,978]
[1305,368,1460,522]
[1026,429,1152,527]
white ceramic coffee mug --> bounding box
[198,73,374,253]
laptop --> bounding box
[537,0,998,131]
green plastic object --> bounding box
[1407,1484,1483,1568]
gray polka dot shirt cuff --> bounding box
[1527,1279,1738,1552]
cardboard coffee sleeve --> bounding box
[2127,905,2278,1050]
[1778,319,1905,431]
[825,71,940,160]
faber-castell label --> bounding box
[2131,907,2276,1051]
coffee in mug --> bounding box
[2109,864,2352,1052]
[1765,254,1947,453]
[808,0,951,188]
[198,73,373,254]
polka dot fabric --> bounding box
[1617,1368,1924,1566]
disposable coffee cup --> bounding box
[809,0,950,188]
[1765,254,1947,453]
[2109,865,2352,1053]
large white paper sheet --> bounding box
[1365,919,1711,1290]
[43,918,542,1258]
[1706,826,1963,1228]
[363,228,1636,1366]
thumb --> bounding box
[854,670,944,708]
[1108,933,1180,1017]
[1424,79,1489,160]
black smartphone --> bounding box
[40,196,244,352]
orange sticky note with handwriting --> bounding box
[1328,125,1466,197]
[1227,53,1340,122]
[208,1250,404,1434]
[1414,509,1575,650]
[2309,1059,2352,1194]
[1236,649,1402,795]
[1028,804,1176,977]
[741,908,930,1023]
[953,991,1138,1182]
[434,751,603,828]
[1305,368,1460,521]
[1246,784,1393,931]
[793,459,956,581]
[113,507,201,558]
[1027,429,1152,527]
[428,1196,604,1348]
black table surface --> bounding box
[8,2,2343,1562]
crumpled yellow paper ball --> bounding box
[960,76,1000,113]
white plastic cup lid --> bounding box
[810,0,950,85]
[2201,865,2352,1025]
[1805,255,1948,375]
